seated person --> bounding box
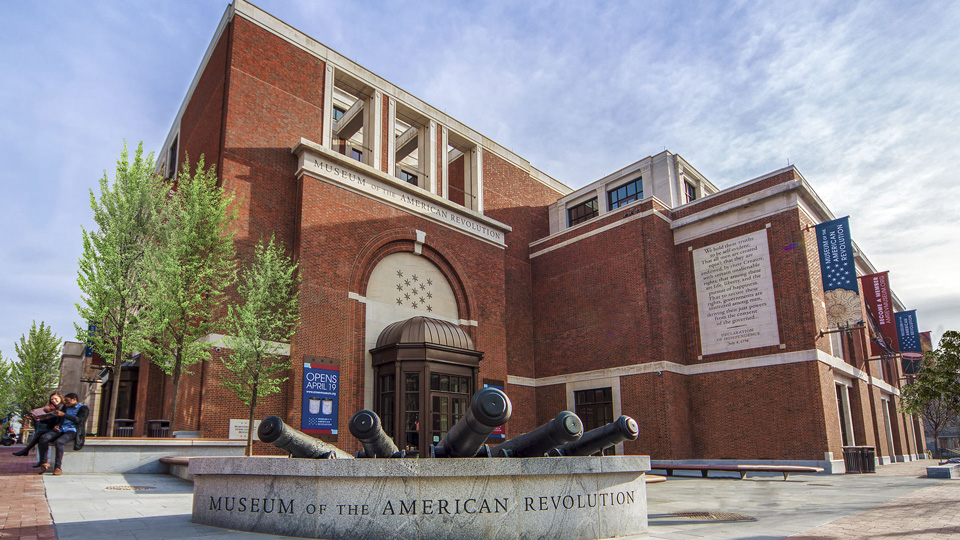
[37,393,88,475]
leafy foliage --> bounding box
[137,156,236,430]
[11,322,61,417]
[0,353,16,416]
[221,236,300,455]
[75,142,165,432]
[900,330,960,455]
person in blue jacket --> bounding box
[37,393,88,475]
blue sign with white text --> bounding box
[301,362,339,435]
[815,217,858,293]
[895,310,922,353]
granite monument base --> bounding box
[189,455,649,540]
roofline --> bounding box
[157,0,572,195]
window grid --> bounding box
[685,181,697,203]
[607,178,642,210]
[567,198,599,226]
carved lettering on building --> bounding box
[302,154,505,246]
[205,489,636,518]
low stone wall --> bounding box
[190,455,650,540]
[927,464,960,479]
[63,438,246,474]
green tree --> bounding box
[901,330,960,457]
[0,353,15,416]
[221,236,300,456]
[11,322,61,417]
[138,156,236,432]
[76,142,165,434]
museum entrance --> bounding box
[371,316,482,457]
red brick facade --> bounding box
[125,2,923,469]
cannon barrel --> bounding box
[550,415,638,457]
[257,416,353,459]
[349,409,401,458]
[491,411,583,458]
[434,387,512,458]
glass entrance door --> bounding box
[429,373,471,447]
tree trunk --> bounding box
[106,348,123,437]
[169,349,183,433]
[246,383,259,457]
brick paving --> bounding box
[0,446,56,540]
[789,460,960,540]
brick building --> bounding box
[100,0,922,471]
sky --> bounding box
[1,0,958,361]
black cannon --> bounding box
[258,416,353,459]
[549,415,639,456]
[432,387,512,458]
[489,411,583,458]
[349,409,403,458]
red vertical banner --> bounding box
[920,331,933,353]
[859,271,897,357]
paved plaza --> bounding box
[2,447,959,539]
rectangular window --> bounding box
[567,197,599,226]
[400,170,418,186]
[574,388,615,455]
[332,105,346,121]
[166,136,178,178]
[351,148,363,162]
[378,374,395,442]
[607,177,642,210]
[404,373,419,455]
[685,181,697,203]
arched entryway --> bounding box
[370,316,482,456]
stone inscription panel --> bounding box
[194,476,644,540]
[693,231,780,356]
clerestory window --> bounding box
[607,177,642,210]
[567,198,599,226]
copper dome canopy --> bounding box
[375,316,475,350]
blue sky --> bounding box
[1,0,958,359]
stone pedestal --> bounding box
[927,464,960,479]
[190,455,649,540]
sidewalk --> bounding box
[3,445,959,540]
[0,446,56,540]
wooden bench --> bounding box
[650,462,824,480]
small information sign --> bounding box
[228,419,261,440]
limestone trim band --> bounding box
[529,206,671,259]
[508,349,900,396]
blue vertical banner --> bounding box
[301,359,340,435]
[85,323,96,357]
[896,310,922,374]
[815,217,861,327]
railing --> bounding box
[937,447,960,460]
